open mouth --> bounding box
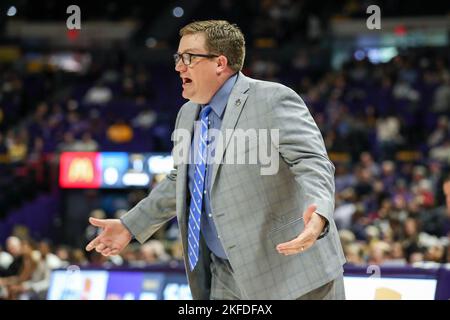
[182,77,192,85]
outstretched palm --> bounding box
[85,218,132,256]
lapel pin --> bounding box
[235,99,241,107]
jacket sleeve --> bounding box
[120,108,184,244]
[270,85,335,227]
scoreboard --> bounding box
[59,152,173,189]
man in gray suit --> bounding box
[86,20,346,300]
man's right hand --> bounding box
[85,218,132,256]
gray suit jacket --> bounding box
[122,72,346,299]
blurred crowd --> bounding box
[0,230,182,300]
[0,47,449,300]
[295,51,450,266]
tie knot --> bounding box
[200,105,212,120]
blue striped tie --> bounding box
[188,105,212,271]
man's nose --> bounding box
[175,59,186,72]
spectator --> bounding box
[138,240,170,266]
[72,132,99,152]
[384,242,407,266]
[57,132,77,152]
[0,240,38,299]
[429,138,450,163]
[427,116,449,148]
[343,243,364,265]
[8,242,53,300]
[132,108,157,130]
[368,241,390,265]
[84,81,113,105]
[422,175,450,237]
[55,245,70,266]
[38,240,64,270]
[0,246,13,271]
[376,116,403,160]
[432,73,450,114]
[0,237,24,278]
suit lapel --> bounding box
[210,73,250,191]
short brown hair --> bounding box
[180,20,245,72]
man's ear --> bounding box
[216,55,228,74]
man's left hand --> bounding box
[276,204,326,256]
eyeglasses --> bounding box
[173,52,219,66]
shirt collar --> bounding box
[204,73,238,118]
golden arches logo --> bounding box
[68,157,94,182]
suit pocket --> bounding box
[268,217,305,247]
